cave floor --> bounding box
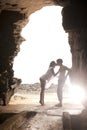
[0,85,84,130]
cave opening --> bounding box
[13,5,72,84]
[0,4,85,129]
[11,6,84,107]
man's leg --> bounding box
[57,80,64,106]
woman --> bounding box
[39,61,56,105]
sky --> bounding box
[13,5,72,84]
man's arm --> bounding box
[65,67,71,77]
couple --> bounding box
[39,58,70,107]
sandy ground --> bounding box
[0,84,85,130]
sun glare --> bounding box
[13,6,72,84]
[68,84,86,104]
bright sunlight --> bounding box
[13,6,72,84]
[68,84,86,104]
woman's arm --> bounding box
[54,69,60,76]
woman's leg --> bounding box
[39,78,46,105]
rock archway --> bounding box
[0,0,87,129]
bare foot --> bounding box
[39,100,44,106]
[55,103,62,107]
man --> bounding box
[56,58,70,107]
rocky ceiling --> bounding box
[0,0,59,15]
[0,0,67,12]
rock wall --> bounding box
[62,4,87,98]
